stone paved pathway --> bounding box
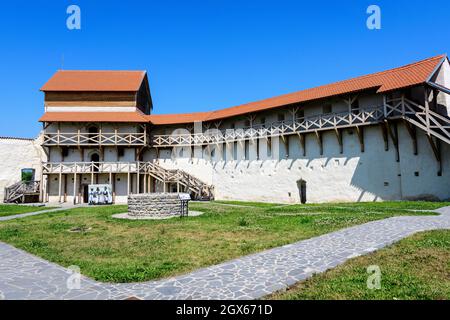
[0,204,83,222]
[0,206,449,300]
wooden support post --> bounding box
[112,173,116,203]
[58,169,62,203]
[385,120,399,162]
[63,173,67,202]
[425,88,431,133]
[426,135,442,176]
[137,161,140,194]
[334,128,343,154]
[91,162,94,185]
[403,120,418,155]
[381,123,389,151]
[73,169,77,205]
[127,171,130,195]
[314,131,323,155]
[144,173,147,193]
[355,126,364,153]
[298,133,306,156]
[281,135,289,158]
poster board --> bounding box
[88,184,113,205]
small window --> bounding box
[61,147,69,158]
[244,120,250,127]
[21,168,35,182]
[384,182,389,187]
[277,113,285,122]
[323,104,332,114]
[351,99,359,114]
[230,123,235,129]
[298,110,305,119]
[118,147,125,158]
[414,171,419,177]
[260,117,266,126]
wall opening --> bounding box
[297,179,307,204]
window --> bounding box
[61,147,69,158]
[323,104,332,114]
[21,168,35,182]
[351,99,359,114]
[260,117,266,127]
[118,147,125,158]
[298,110,305,119]
[244,120,250,127]
[277,113,285,122]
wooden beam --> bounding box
[403,120,418,155]
[355,126,364,153]
[385,120,399,162]
[380,123,389,151]
[297,133,306,156]
[426,135,442,176]
[334,128,343,154]
[314,131,323,155]
[283,136,289,158]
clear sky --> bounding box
[0,0,449,138]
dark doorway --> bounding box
[88,126,99,143]
[83,185,89,203]
[297,179,307,204]
[90,153,100,172]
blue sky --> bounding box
[0,0,449,138]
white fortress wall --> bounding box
[433,58,450,115]
[0,135,47,200]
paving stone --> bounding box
[0,206,449,300]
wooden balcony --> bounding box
[151,105,388,147]
[42,131,148,147]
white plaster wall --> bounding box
[155,123,450,203]
[0,135,47,200]
[434,58,450,115]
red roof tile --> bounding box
[147,54,446,124]
[41,70,146,92]
[39,112,148,123]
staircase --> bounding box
[141,162,214,200]
[4,181,41,204]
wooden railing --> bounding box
[150,98,450,147]
[4,181,40,203]
[42,131,148,146]
[42,161,214,199]
[151,105,386,147]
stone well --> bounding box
[128,193,182,217]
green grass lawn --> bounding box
[269,230,450,300]
[0,200,447,283]
[0,204,55,217]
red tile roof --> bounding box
[147,112,214,125]
[41,70,146,92]
[39,112,148,123]
[147,54,446,124]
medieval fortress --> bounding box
[2,55,450,204]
